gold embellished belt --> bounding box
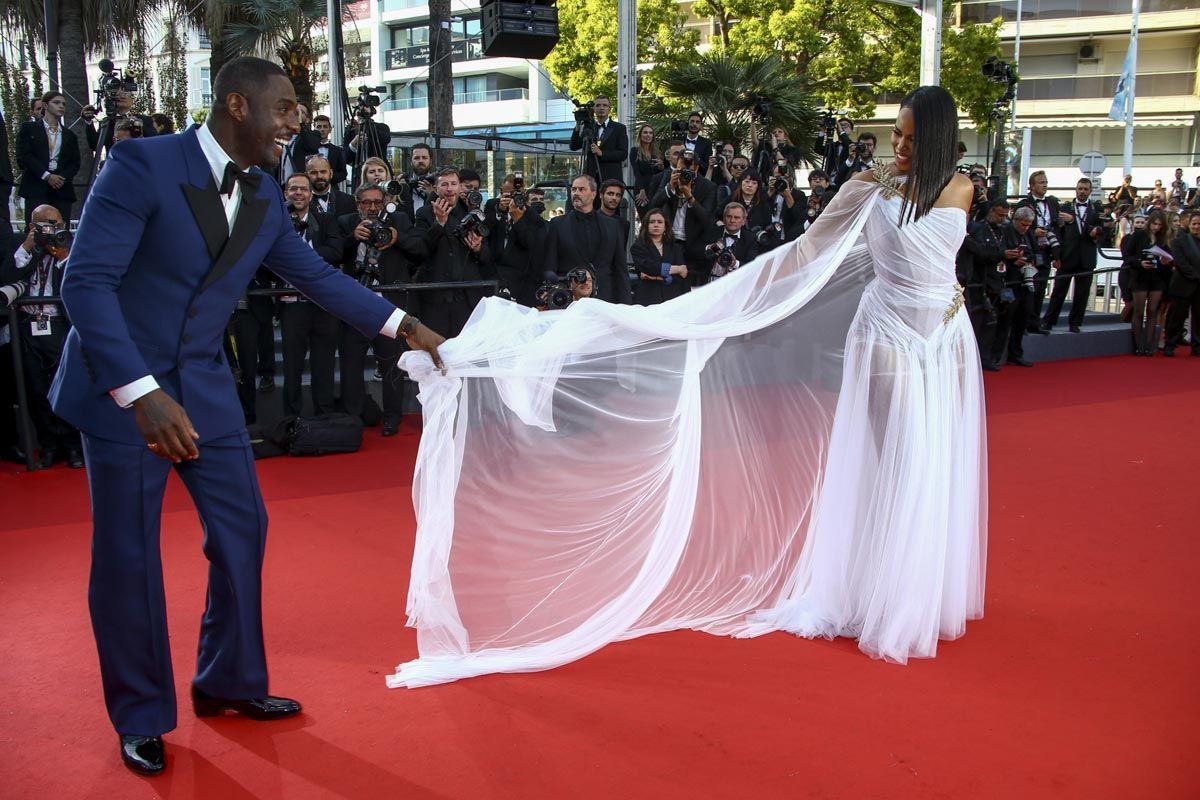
[944,283,965,325]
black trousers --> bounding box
[1042,256,1094,329]
[279,301,338,417]
[988,289,1028,365]
[1028,261,1051,328]
[339,324,403,421]
[1165,291,1200,351]
[230,309,262,424]
[422,296,474,339]
[19,316,80,453]
[247,295,276,377]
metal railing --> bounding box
[957,0,1192,24]
[4,279,498,473]
[381,87,529,112]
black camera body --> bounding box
[289,211,309,235]
[362,217,393,248]
[772,176,790,194]
[535,267,592,310]
[33,224,71,253]
[95,58,137,116]
[1141,249,1162,268]
[573,100,596,128]
[511,172,527,209]
[705,241,738,272]
[355,85,386,120]
[456,209,488,243]
[753,223,782,247]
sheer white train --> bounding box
[388,176,987,688]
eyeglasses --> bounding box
[357,199,384,208]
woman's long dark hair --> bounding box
[897,86,959,225]
[1145,209,1169,248]
[732,170,767,208]
[638,208,674,245]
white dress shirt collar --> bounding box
[196,123,245,233]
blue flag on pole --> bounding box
[1109,41,1136,122]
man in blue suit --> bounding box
[51,57,446,776]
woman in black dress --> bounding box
[631,209,689,305]
[630,124,665,211]
[1121,209,1172,355]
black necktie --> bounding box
[220,161,262,196]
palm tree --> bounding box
[640,53,823,166]
[217,0,329,109]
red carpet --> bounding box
[1,355,1197,799]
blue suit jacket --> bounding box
[50,127,395,444]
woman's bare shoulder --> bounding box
[850,169,878,184]
[936,172,975,211]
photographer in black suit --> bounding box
[961,200,1010,370]
[0,109,13,233]
[394,143,436,219]
[569,95,628,184]
[484,176,546,306]
[411,168,492,337]
[278,173,343,417]
[306,155,355,218]
[16,91,80,226]
[337,183,422,435]
[650,142,718,285]
[311,114,348,185]
[1164,213,1200,357]
[542,174,630,303]
[681,112,713,175]
[991,206,1041,369]
[1041,177,1110,333]
[1015,170,1068,329]
[704,202,759,279]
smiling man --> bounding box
[51,57,446,777]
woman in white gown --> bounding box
[389,86,985,688]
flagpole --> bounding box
[1123,0,1140,178]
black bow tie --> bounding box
[219,161,262,196]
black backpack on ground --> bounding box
[287,413,364,456]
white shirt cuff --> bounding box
[42,171,51,180]
[13,245,32,269]
[380,308,407,339]
[111,376,160,408]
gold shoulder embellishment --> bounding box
[872,161,902,200]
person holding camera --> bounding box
[1121,208,1172,356]
[681,112,712,174]
[705,141,737,189]
[822,117,856,186]
[704,202,759,280]
[485,177,547,306]
[1164,212,1200,357]
[714,153,750,208]
[961,200,1012,370]
[277,173,343,418]
[1041,177,1110,334]
[835,132,877,186]
[542,174,630,303]
[649,143,718,286]
[16,91,80,227]
[569,95,628,184]
[311,114,349,186]
[336,182,422,434]
[762,162,801,251]
[305,155,355,218]
[394,143,435,219]
[630,124,665,209]
[7,204,83,468]
[411,167,493,337]
[989,206,1040,368]
[1015,170,1067,330]
[729,170,772,232]
[631,208,688,305]
[753,125,798,180]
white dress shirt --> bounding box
[109,124,406,409]
[42,118,63,179]
[13,245,64,318]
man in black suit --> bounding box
[394,143,436,220]
[306,155,355,218]
[649,142,718,285]
[1015,170,1068,329]
[16,91,80,227]
[961,200,1011,370]
[336,183,423,435]
[277,103,323,187]
[992,206,1041,369]
[569,95,628,185]
[344,113,392,184]
[542,174,630,304]
[598,178,630,253]
[484,179,547,305]
[277,173,343,417]
[682,111,712,175]
[704,202,758,278]
[311,114,349,186]
[0,108,13,233]
[1041,177,1110,333]
[411,168,493,337]
[1164,212,1200,356]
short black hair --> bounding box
[809,169,830,182]
[599,178,625,193]
[1077,177,1093,186]
[40,90,64,105]
[313,114,331,124]
[988,198,1010,211]
[858,132,877,144]
[286,172,313,188]
[412,143,433,156]
[458,168,481,183]
[212,56,288,110]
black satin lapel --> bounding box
[181,179,227,262]
[200,194,270,292]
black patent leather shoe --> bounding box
[1069,324,1081,333]
[982,362,1001,372]
[1006,357,1034,367]
[192,685,302,720]
[120,735,165,775]
[67,448,85,468]
[382,416,400,437]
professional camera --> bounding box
[819,110,838,136]
[1,281,27,309]
[94,58,137,115]
[572,99,596,127]
[33,223,71,253]
[384,178,404,197]
[1141,249,1162,269]
[355,85,386,120]
[752,223,782,247]
[289,210,309,235]
[749,95,773,124]
[705,241,738,274]
[511,171,528,209]
[771,176,790,194]
[678,151,697,184]
[534,267,592,310]
[455,185,488,243]
[361,216,393,248]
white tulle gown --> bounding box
[388,174,986,688]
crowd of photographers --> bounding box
[2,87,1198,469]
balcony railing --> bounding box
[385,39,484,70]
[1016,70,1195,101]
[381,87,529,112]
[381,0,428,11]
[958,0,1193,24]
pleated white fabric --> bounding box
[387,176,987,688]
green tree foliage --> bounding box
[0,52,32,172]
[125,25,156,115]
[690,0,1008,128]
[159,11,189,129]
[221,0,329,109]
[544,0,699,103]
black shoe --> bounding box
[66,449,85,468]
[1069,324,1081,333]
[1164,347,1175,358]
[382,416,400,437]
[36,448,61,469]
[258,375,275,392]
[1037,325,1052,335]
[1006,358,1034,367]
[2,445,26,464]
[192,685,302,720]
[982,362,1001,372]
[120,734,165,775]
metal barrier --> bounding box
[3,280,498,473]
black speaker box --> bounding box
[480,0,560,60]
